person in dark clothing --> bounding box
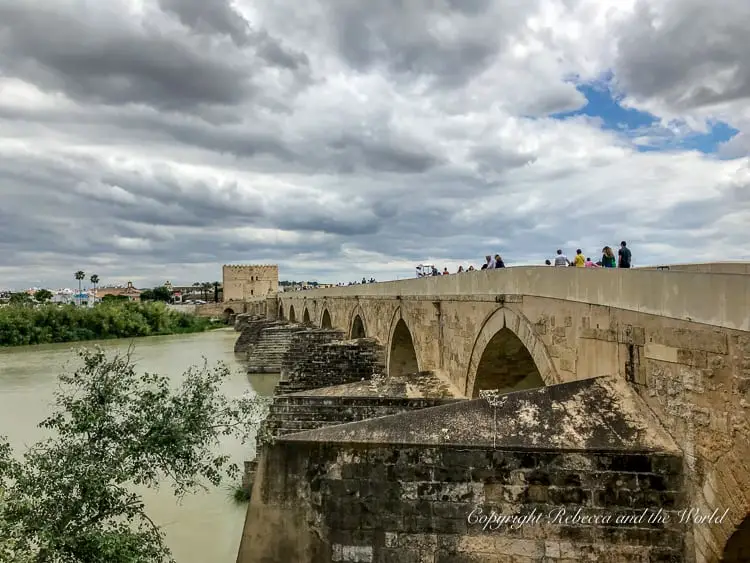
[618,241,632,268]
[494,254,505,268]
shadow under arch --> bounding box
[348,304,367,339]
[351,315,366,339]
[386,308,419,377]
[465,306,559,398]
[723,514,750,562]
[303,308,311,325]
[289,305,296,323]
[320,309,332,329]
[278,303,284,320]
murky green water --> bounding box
[0,328,277,563]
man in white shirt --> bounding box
[553,249,570,267]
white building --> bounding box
[51,288,98,307]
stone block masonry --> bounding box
[277,332,385,395]
[246,442,686,563]
[261,370,462,442]
[234,318,310,373]
[245,389,461,491]
[237,377,688,563]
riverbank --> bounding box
[0,301,225,347]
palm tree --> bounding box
[90,274,99,304]
[201,282,212,302]
[213,281,220,303]
[74,270,85,307]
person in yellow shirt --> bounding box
[574,249,586,267]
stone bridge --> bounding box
[257,266,750,563]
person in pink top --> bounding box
[584,257,599,268]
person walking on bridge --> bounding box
[574,249,585,267]
[618,241,632,268]
[601,246,616,268]
[554,249,570,267]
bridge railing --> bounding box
[278,266,750,332]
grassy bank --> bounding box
[0,301,224,347]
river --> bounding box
[0,328,277,563]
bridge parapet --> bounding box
[289,266,750,331]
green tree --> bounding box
[0,347,270,562]
[34,289,53,303]
[139,289,154,301]
[74,271,85,307]
[151,286,172,303]
[201,283,212,301]
[8,293,34,307]
[213,282,220,303]
[0,301,216,347]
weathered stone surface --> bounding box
[237,321,309,373]
[277,333,384,395]
[290,371,459,399]
[240,436,686,562]
[281,376,680,454]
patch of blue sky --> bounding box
[550,77,739,155]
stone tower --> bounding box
[222,264,279,301]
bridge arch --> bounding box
[223,307,235,322]
[288,305,296,323]
[465,306,559,398]
[386,308,420,377]
[723,514,750,562]
[278,303,284,320]
[303,308,311,325]
[320,308,332,329]
[348,305,367,339]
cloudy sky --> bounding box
[1,0,748,289]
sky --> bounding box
[1,0,749,289]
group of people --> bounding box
[416,254,506,277]
[416,242,633,277]
[546,242,633,269]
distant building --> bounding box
[51,288,75,305]
[222,265,278,302]
[163,281,220,303]
[50,288,97,306]
[96,281,141,301]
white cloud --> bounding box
[0,0,748,289]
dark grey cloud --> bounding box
[0,0,309,113]
[158,0,310,71]
[158,0,253,46]
[0,0,749,290]
[326,0,538,88]
[615,0,750,111]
